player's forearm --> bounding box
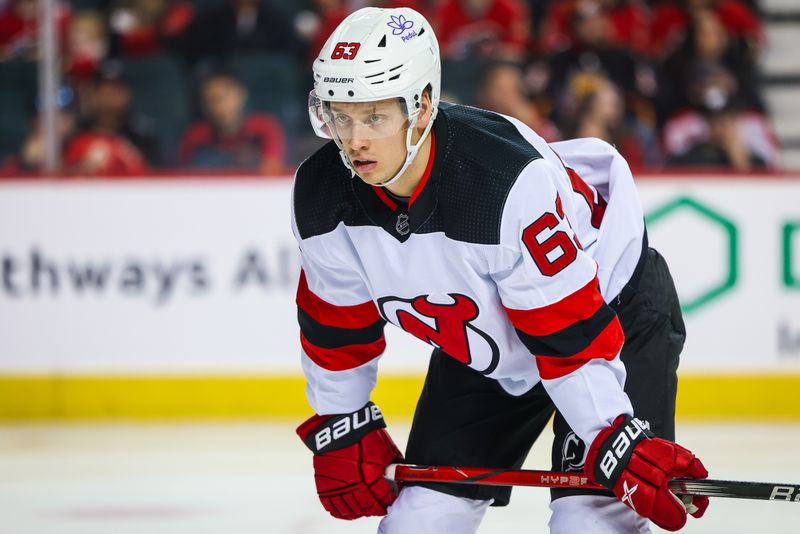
[541,357,633,445]
[301,351,381,415]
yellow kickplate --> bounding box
[0,374,798,421]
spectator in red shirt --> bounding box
[1,85,148,177]
[179,71,287,174]
[62,130,148,175]
[77,61,163,167]
[433,0,531,60]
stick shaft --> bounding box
[387,464,800,502]
[388,464,602,490]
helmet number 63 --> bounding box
[331,42,361,60]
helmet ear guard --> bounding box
[309,7,441,186]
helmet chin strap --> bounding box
[340,116,435,188]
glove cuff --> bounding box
[587,414,654,489]
[297,402,388,454]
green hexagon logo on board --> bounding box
[646,196,738,314]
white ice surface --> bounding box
[1,422,799,533]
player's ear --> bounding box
[415,89,433,133]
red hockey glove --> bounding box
[585,415,709,531]
[297,402,403,520]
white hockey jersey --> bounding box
[291,103,645,444]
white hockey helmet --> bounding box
[309,7,441,186]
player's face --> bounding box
[328,99,410,184]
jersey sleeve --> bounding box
[492,158,633,444]
[291,196,386,416]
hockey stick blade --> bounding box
[386,464,800,502]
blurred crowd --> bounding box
[0,0,781,176]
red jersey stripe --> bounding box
[535,315,624,380]
[567,167,606,229]
[503,276,604,337]
[296,270,381,329]
[372,186,398,210]
[301,333,386,371]
[409,130,436,208]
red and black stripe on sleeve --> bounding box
[503,277,624,380]
[296,270,386,371]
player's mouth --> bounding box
[352,158,377,173]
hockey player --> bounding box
[293,7,709,533]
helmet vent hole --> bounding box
[389,64,403,72]
[388,73,401,81]
[364,59,381,63]
[348,90,354,97]
[418,27,425,36]
[365,71,384,79]
[328,90,334,96]
[378,35,387,47]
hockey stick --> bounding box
[386,464,800,502]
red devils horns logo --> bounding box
[378,293,500,375]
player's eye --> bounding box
[367,114,386,126]
[334,115,352,126]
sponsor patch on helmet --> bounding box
[387,15,414,35]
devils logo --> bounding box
[378,293,500,374]
[561,431,586,472]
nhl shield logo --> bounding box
[396,213,410,235]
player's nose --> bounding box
[347,127,370,151]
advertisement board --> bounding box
[1,176,798,418]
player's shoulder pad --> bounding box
[496,156,565,245]
[432,103,544,245]
[293,141,360,240]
